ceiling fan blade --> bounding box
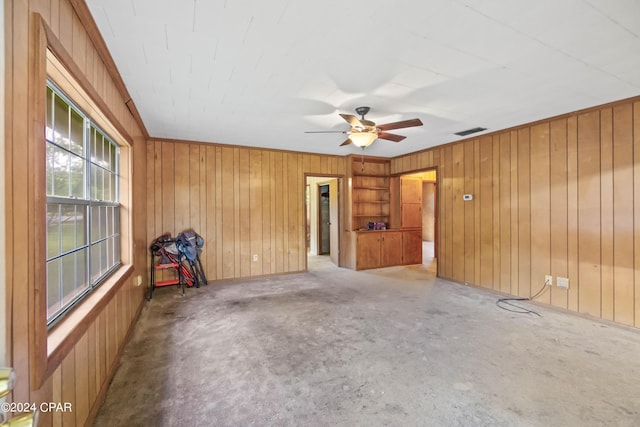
[340,138,352,146]
[377,118,423,131]
[378,132,406,142]
[339,114,364,128]
[304,131,347,134]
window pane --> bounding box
[91,126,97,163]
[90,205,100,243]
[53,94,70,150]
[100,239,108,277]
[104,171,112,202]
[70,108,84,155]
[98,133,106,167]
[52,146,70,197]
[111,172,118,201]
[76,205,87,246]
[100,206,107,239]
[46,87,54,141]
[60,204,78,253]
[106,237,113,272]
[47,259,61,319]
[61,253,77,305]
[109,143,116,172]
[91,167,104,201]
[115,206,120,236]
[91,240,101,284]
[46,144,55,195]
[47,204,61,259]
[76,248,89,295]
[115,234,121,264]
[70,152,85,198]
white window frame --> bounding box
[45,79,121,326]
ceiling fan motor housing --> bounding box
[355,106,370,118]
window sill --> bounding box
[44,264,134,379]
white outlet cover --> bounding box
[557,277,569,289]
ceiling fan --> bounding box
[305,106,423,148]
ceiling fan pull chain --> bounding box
[361,155,365,172]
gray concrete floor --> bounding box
[94,257,640,426]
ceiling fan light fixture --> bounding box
[349,131,378,148]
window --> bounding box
[45,80,120,325]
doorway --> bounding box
[401,169,437,273]
[306,176,340,270]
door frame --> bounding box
[394,166,438,275]
[304,174,344,270]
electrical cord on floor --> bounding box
[495,278,550,317]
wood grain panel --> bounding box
[492,137,501,290]
[464,140,476,284]
[509,131,519,297]
[612,103,634,325]
[479,136,494,288]
[550,119,568,308]
[174,144,190,232]
[250,149,263,276]
[262,152,272,275]
[499,133,511,294]
[6,5,147,423]
[452,143,465,282]
[600,109,614,320]
[443,146,454,278]
[215,146,223,279]
[239,148,251,277]
[61,350,76,426]
[189,145,201,234]
[221,147,235,279]
[161,142,176,234]
[530,124,551,302]
[74,333,89,425]
[146,142,349,280]
[473,139,481,286]
[517,128,531,297]
[577,111,602,317]
[389,98,639,328]
[566,116,580,312]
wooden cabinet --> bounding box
[355,230,403,270]
[350,157,423,271]
[402,229,423,265]
[401,178,422,228]
[350,157,391,231]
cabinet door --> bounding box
[401,203,422,228]
[401,178,423,228]
[356,232,381,270]
[401,178,422,203]
[381,232,403,267]
[402,230,423,265]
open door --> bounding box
[329,179,339,265]
[318,184,330,254]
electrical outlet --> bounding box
[252,254,258,262]
[557,276,569,289]
[134,275,142,286]
[545,275,553,286]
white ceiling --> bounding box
[86,0,640,157]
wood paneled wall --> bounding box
[5,0,147,425]
[146,140,348,280]
[391,98,640,328]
